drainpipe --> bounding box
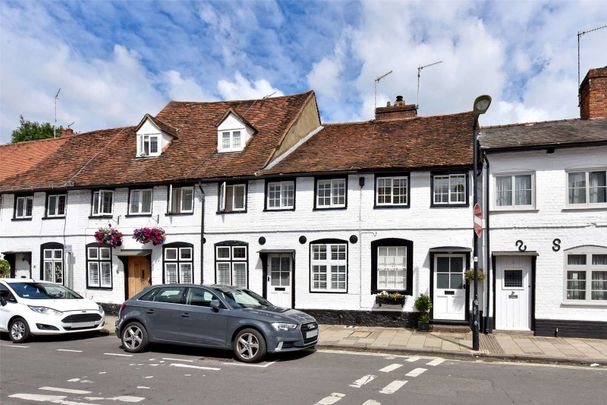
[483,154,491,333]
[197,182,205,284]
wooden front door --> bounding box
[128,256,151,298]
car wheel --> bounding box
[9,317,30,343]
[121,322,148,353]
[234,328,266,363]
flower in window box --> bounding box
[94,227,123,248]
[133,227,166,246]
[375,291,406,306]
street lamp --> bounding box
[472,94,491,351]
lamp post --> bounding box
[472,95,491,351]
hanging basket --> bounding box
[94,227,123,248]
[133,227,166,246]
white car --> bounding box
[0,279,106,343]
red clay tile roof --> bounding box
[263,111,476,175]
[0,137,68,184]
[0,91,314,192]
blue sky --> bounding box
[0,0,605,143]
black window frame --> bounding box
[214,241,249,288]
[217,181,248,214]
[309,238,349,293]
[13,193,34,221]
[44,192,67,219]
[162,242,194,284]
[264,178,296,211]
[373,172,411,209]
[371,238,413,295]
[86,242,113,289]
[430,171,469,208]
[313,176,348,210]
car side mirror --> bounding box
[0,296,6,306]
[210,299,221,312]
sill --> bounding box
[87,286,113,290]
[430,203,469,208]
[561,301,607,307]
[490,208,538,213]
[125,214,152,218]
[309,290,348,294]
[12,217,33,221]
[42,216,66,220]
[89,215,114,219]
[216,210,247,215]
[313,206,347,211]
[373,205,410,209]
[165,212,194,216]
[562,205,607,211]
[264,208,295,212]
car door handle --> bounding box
[181,313,190,318]
[146,309,155,314]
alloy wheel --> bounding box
[10,320,26,341]
[237,332,260,360]
[123,325,144,351]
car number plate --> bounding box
[306,329,318,339]
[72,322,97,328]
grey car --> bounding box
[115,284,318,363]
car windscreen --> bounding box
[9,283,83,300]
[218,288,272,309]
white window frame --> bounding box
[87,246,112,288]
[219,182,247,212]
[92,190,114,216]
[138,134,161,157]
[215,245,248,288]
[316,178,346,209]
[266,180,295,210]
[46,194,66,217]
[566,168,607,208]
[377,246,409,291]
[375,176,408,207]
[432,174,467,205]
[164,245,193,284]
[563,246,607,305]
[168,185,194,214]
[129,189,153,215]
[15,195,34,219]
[43,248,63,284]
[218,129,244,152]
[493,172,535,210]
[310,242,347,292]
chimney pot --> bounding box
[386,101,391,107]
[375,95,417,120]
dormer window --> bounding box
[216,110,256,153]
[139,134,160,157]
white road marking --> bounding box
[169,363,220,371]
[39,386,92,394]
[98,371,107,374]
[379,363,403,373]
[184,374,192,377]
[149,364,159,367]
[223,360,276,368]
[406,356,420,362]
[137,386,150,390]
[104,352,133,357]
[350,375,376,388]
[162,357,193,362]
[85,395,145,403]
[405,368,427,377]
[9,393,97,405]
[144,376,154,379]
[57,349,83,353]
[427,358,445,366]
[315,392,345,405]
[362,400,381,405]
[67,378,80,382]
[379,380,407,394]
[0,344,29,348]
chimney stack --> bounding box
[61,128,75,136]
[579,67,607,119]
[375,95,417,121]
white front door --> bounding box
[495,256,532,331]
[266,254,292,308]
[433,254,467,321]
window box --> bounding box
[375,291,406,307]
[374,174,409,208]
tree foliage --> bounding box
[11,115,62,143]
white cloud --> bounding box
[217,72,283,100]
[163,70,213,102]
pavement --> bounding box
[104,315,607,367]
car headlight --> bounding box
[28,306,63,316]
[98,304,105,314]
[271,322,298,331]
